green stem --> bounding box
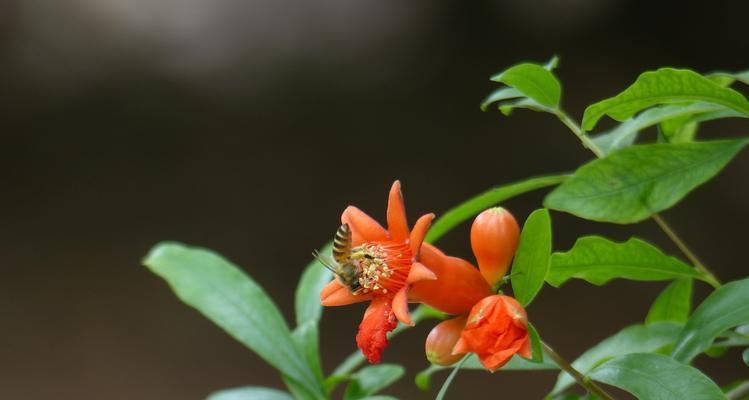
[554,109,721,287]
[727,381,749,400]
[542,342,616,400]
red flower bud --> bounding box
[453,295,531,372]
[425,316,467,366]
[470,207,519,287]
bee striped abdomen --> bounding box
[332,223,353,263]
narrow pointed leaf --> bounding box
[527,322,544,363]
[511,209,552,306]
[343,364,404,400]
[645,279,693,325]
[547,236,704,287]
[672,277,749,363]
[587,353,726,400]
[480,87,523,111]
[491,63,561,107]
[426,174,568,243]
[295,243,333,326]
[544,139,749,223]
[143,242,321,397]
[551,322,682,395]
[207,387,294,400]
[582,68,749,131]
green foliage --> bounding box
[511,209,552,306]
[143,242,324,398]
[645,279,693,325]
[582,68,749,131]
[527,322,544,363]
[587,353,727,400]
[343,364,404,400]
[544,139,749,223]
[425,174,568,243]
[547,236,704,287]
[207,387,294,400]
[672,277,749,363]
[550,322,682,395]
[295,243,333,326]
[482,56,560,116]
[743,349,749,367]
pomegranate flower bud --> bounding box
[470,207,519,287]
[425,316,467,366]
[453,295,531,372]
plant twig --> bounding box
[727,380,749,400]
[553,109,721,287]
[542,342,616,400]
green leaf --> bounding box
[511,209,552,306]
[207,386,294,400]
[544,139,749,223]
[498,97,555,116]
[710,70,749,86]
[660,108,746,144]
[550,322,683,395]
[292,321,323,381]
[343,364,404,400]
[590,102,726,156]
[587,353,726,400]
[480,87,523,111]
[582,68,749,131]
[491,63,561,107]
[645,279,693,325]
[295,243,333,326]
[672,276,749,363]
[547,236,704,287]
[527,322,544,363]
[417,354,558,391]
[743,348,749,366]
[143,242,322,398]
[426,174,568,243]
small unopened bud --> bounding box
[470,207,519,287]
[425,316,467,366]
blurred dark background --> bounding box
[2,1,749,399]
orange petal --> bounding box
[342,206,388,246]
[320,280,373,306]
[427,315,468,366]
[410,244,492,315]
[386,180,409,242]
[356,296,398,364]
[392,286,413,326]
[452,336,470,355]
[407,262,437,284]
[518,337,532,359]
[409,213,435,257]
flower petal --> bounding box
[392,286,413,326]
[409,213,435,257]
[407,261,437,284]
[427,315,468,366]
[320,280,373,306]
[342,206,388,246]
[518,337,532,359]
[356,296,398,364]
[386,180,409,242]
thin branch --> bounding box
[542,342,616,400]
[727,380,749,400]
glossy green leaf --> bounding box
[143,242,321,398]
[743,349,749,366]
[551,322,683,395]
[207,386,294,400]
[645,279,693,325]
[491,63,561,107]
[417,354,558,391]
[480,87,523,111]
[544,139,749,223]
[292,320,323,381]
[590,102,725,156]
[527,322,544,363]
[511,209,552,306]
[547,236,704,287]
[587,353,726,400]
[426,174,568,243]
[660,108,746,144]
[498,97,555,116]
[295,243,333,326]
[582,68,749,131]
[343,364,404,400]
[672,277,749,363]
[710,70,749,86]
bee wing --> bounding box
[312,249,340,274]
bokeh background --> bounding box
[2,1,749,398]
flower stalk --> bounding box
[542,342,616,400]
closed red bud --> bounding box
[470,207,519,286]
[425,316,468,366]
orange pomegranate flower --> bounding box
[453,295,531,371]
[320,181,437,363]
[420,208,530,371]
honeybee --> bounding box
[313,224,363,293]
